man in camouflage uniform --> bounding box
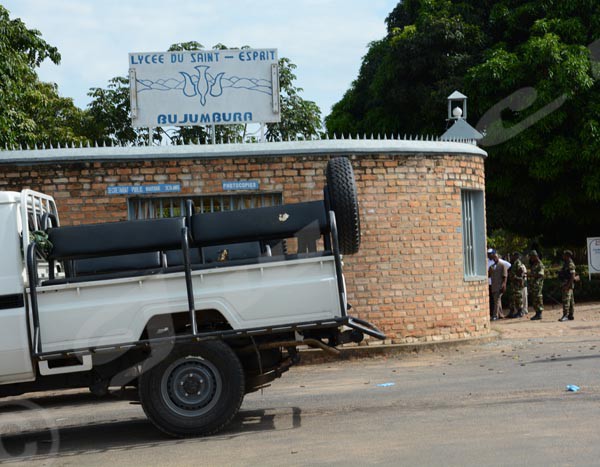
[528,250,545,320]
[508,252,526,318]
[558,250,576,322]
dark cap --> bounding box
[529,250,539,257]
[563,250,573,257]
[511,251,521,257]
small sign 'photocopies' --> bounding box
[222,180,260,191]
[128,49,280,128]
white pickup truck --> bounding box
[0,157,384,437]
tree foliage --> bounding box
[0,5,87,147]
[325,0,490,136]
[466,0,600,244]
[326,0,600,244]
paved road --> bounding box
[1,332,600,467]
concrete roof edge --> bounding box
[0,140,487,164]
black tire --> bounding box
[326,157,361,255]
[138,341,245,437]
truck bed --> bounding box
[34,255,341,353]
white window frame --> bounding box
[461,189,486,280]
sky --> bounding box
[3,0,398,118]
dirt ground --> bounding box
[491,301,600,339]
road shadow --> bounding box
[0,390,133,415]
[0,406,301,464]
[527,354,600,364]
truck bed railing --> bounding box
[25,200,356,357]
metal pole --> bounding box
[148,127,154,146]
[260,123,265,142]
[211,125,216,145]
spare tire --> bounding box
[326,157,361,255]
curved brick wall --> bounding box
[0,140,489,343]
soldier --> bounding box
[508,252,526,318]
[528,250,545,320]
[558,250,576,322]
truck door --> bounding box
[0,194,35,384]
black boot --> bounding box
[558,315,569,322]
[530,312,542,321]
[515,309,525,318]
[568,314,574,321]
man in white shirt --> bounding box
[488,249,511,320]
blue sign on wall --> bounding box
[107,183,181,195]
[222,180,260,191]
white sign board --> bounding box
[587,237,600,278]
[128,49,280,128]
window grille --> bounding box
[461,190,486,279]
[127,193,283,220]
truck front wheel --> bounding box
[138,341,245,437]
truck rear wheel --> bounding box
[326,157,361,255]
[139,341,245,437]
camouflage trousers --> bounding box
[562,289,575,317]
[510,287,524,313]
[530,291,543,313]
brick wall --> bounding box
[0,149,489,343]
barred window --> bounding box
[461,190,486,279]
[127,193,283,220]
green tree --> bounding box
[0,5,87,147]
[325,0,488,137]
[86,76,156,146]
[466,0,600,244]
[326,0,600,245]
[266,57,322,141]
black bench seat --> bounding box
[48,217,185,260]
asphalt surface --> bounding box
[1,308,600,466]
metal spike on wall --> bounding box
[325,133,329,140]
[333,133,337,140]
[50,142,54,149]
